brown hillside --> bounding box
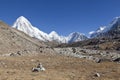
[0,21,54,55]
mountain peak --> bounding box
[49,31,58,36]
[16,16,29,22]
[16,16,31,24]
[70,32,83,35]
[90,16,120,38]
[12,16,38,38]
[18,16,26,19]
[67,32,87,43]
[12,16,32,29]
[12,16,87,43]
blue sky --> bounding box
[0,0,120,36]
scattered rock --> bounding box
[72,47,76,53]
[80,49,86,53]
[88,56,94,60]
[116,47,120,51]
[112,57,120,62]
[54,47,120,63]
[94,73,100,77]
[94,58,101,63]
[40,50,43,53]
[17,51,22,55]
[30,59,35,62]
[10,53,16,56]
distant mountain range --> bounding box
[90,17,120,38]
[12,16,120,43]
[56,16,120,50]
[12,16,88,43]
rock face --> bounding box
[0,21,54,55]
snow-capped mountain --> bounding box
[90,26,107,38]
[12,16,87,43]
[12,16,50,41]
[67,32,88,43]
[48,31,68,43]
[90,17,120,38]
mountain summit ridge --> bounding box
[90,16,120,38]
[12,16,87,43]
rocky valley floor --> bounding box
[0,51,120,80]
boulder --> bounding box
[94,73,100,77]
[112,57,120,62]
[32,63,45,72]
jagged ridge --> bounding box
[90,17,120,38]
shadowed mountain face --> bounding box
[107,18,120,37]
[90,17,120,38]
[0,21,53,55]
[56,37,120,51]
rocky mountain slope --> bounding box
[12,16,87,43]
[90,17,120,38]
[0,21,54,55]
[56,36,120,51]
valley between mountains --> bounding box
[0,16,120,80]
